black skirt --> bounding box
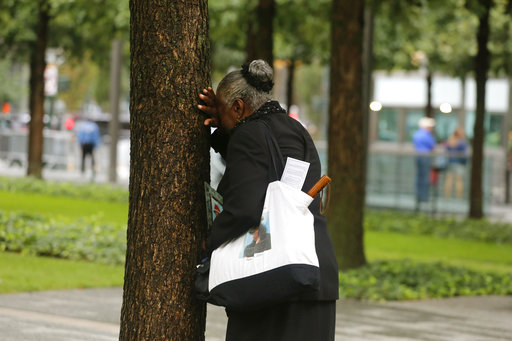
[225,300,336,341]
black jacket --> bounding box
[208,101,338,301]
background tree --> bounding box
[274,0,330,111]
[246,0,275,65]
[26,0,49,178]
[468,0,494,218]
[0,0,128,178]
[328,0,367,270]
[0,59,24,106]
[371,0,476,119]
[119,1,210,340]
[489,0,512,77]
[371,0,423,72]
[209,0,246,79]
[489,0,512,204]
[414,0,477,119]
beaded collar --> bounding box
[233,100,286,130]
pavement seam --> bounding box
[0,306,119,334]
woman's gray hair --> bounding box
[216,60,273,112]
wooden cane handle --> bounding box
[307,175,331,198]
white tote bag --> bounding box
[208,180,320,310]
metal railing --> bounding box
[316,144,495,215]
[0,129,75,169]
[365,152,493,214]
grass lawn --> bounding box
[0,251,124,293]
[1,231,509,294]
[366,231,512,274]
[0,190,128,225]
[1,186,510,293]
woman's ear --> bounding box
[233,99,245,118]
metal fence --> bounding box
[0,130,499,215]
[316,145,495,215]
[365,152,493,215]
[0,129,75,169]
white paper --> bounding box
[280,157,310,190]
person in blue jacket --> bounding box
[412,117,436,210]
[76,119,101,176]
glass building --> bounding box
[365,71,511,213]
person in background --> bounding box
[412,117,436,210]
[444,127,468,199]
[76,118,101,178]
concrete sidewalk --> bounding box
[0,288,511,340]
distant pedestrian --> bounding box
[76,119,101,177]
[444,127,468,199]
[412,117,436,210]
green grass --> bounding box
[0,190,128,225]
[366,231,512,274]
[1,182,511,295]
[0,251,124,293]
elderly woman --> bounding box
[198,60,338,341]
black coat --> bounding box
[208,101,338,301]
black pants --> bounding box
[81,143,95,173]
[226,301,336,341]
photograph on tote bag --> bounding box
[241,211,271,258]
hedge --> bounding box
[340,259,512,301]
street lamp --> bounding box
[369,101,382,112]
[440,103,452,114]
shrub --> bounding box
[340,259,512,301]
[0,210,126,264]
[0,176,128,203]
[365,210,512,244]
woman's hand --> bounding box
[198,87,219,127]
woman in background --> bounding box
[444,127,468,199]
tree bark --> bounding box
[328,0,367,270]
[469,0,492,219]
[425,70,433,118]
[120,1,210,340]
[362,6,374,154]
[245,0,274,65]
[285,58,295,113]
[27,0,49,178]
[459,76,466,130]
[504,2,512,204]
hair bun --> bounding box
[248,60,273,83]
[241,60,274,93]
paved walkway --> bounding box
[0,288,511,340]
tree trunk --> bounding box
[362,6,374,153]
[328,0,367,270]
[504,2,512,204]
[469,0,492,219]
[505,76,512,204]
[285,58,295,113]
[245,0,274,66]
[120,1,210,340]
[459,76,466,129]
[27,0,49,178]
[425,70,433,118]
